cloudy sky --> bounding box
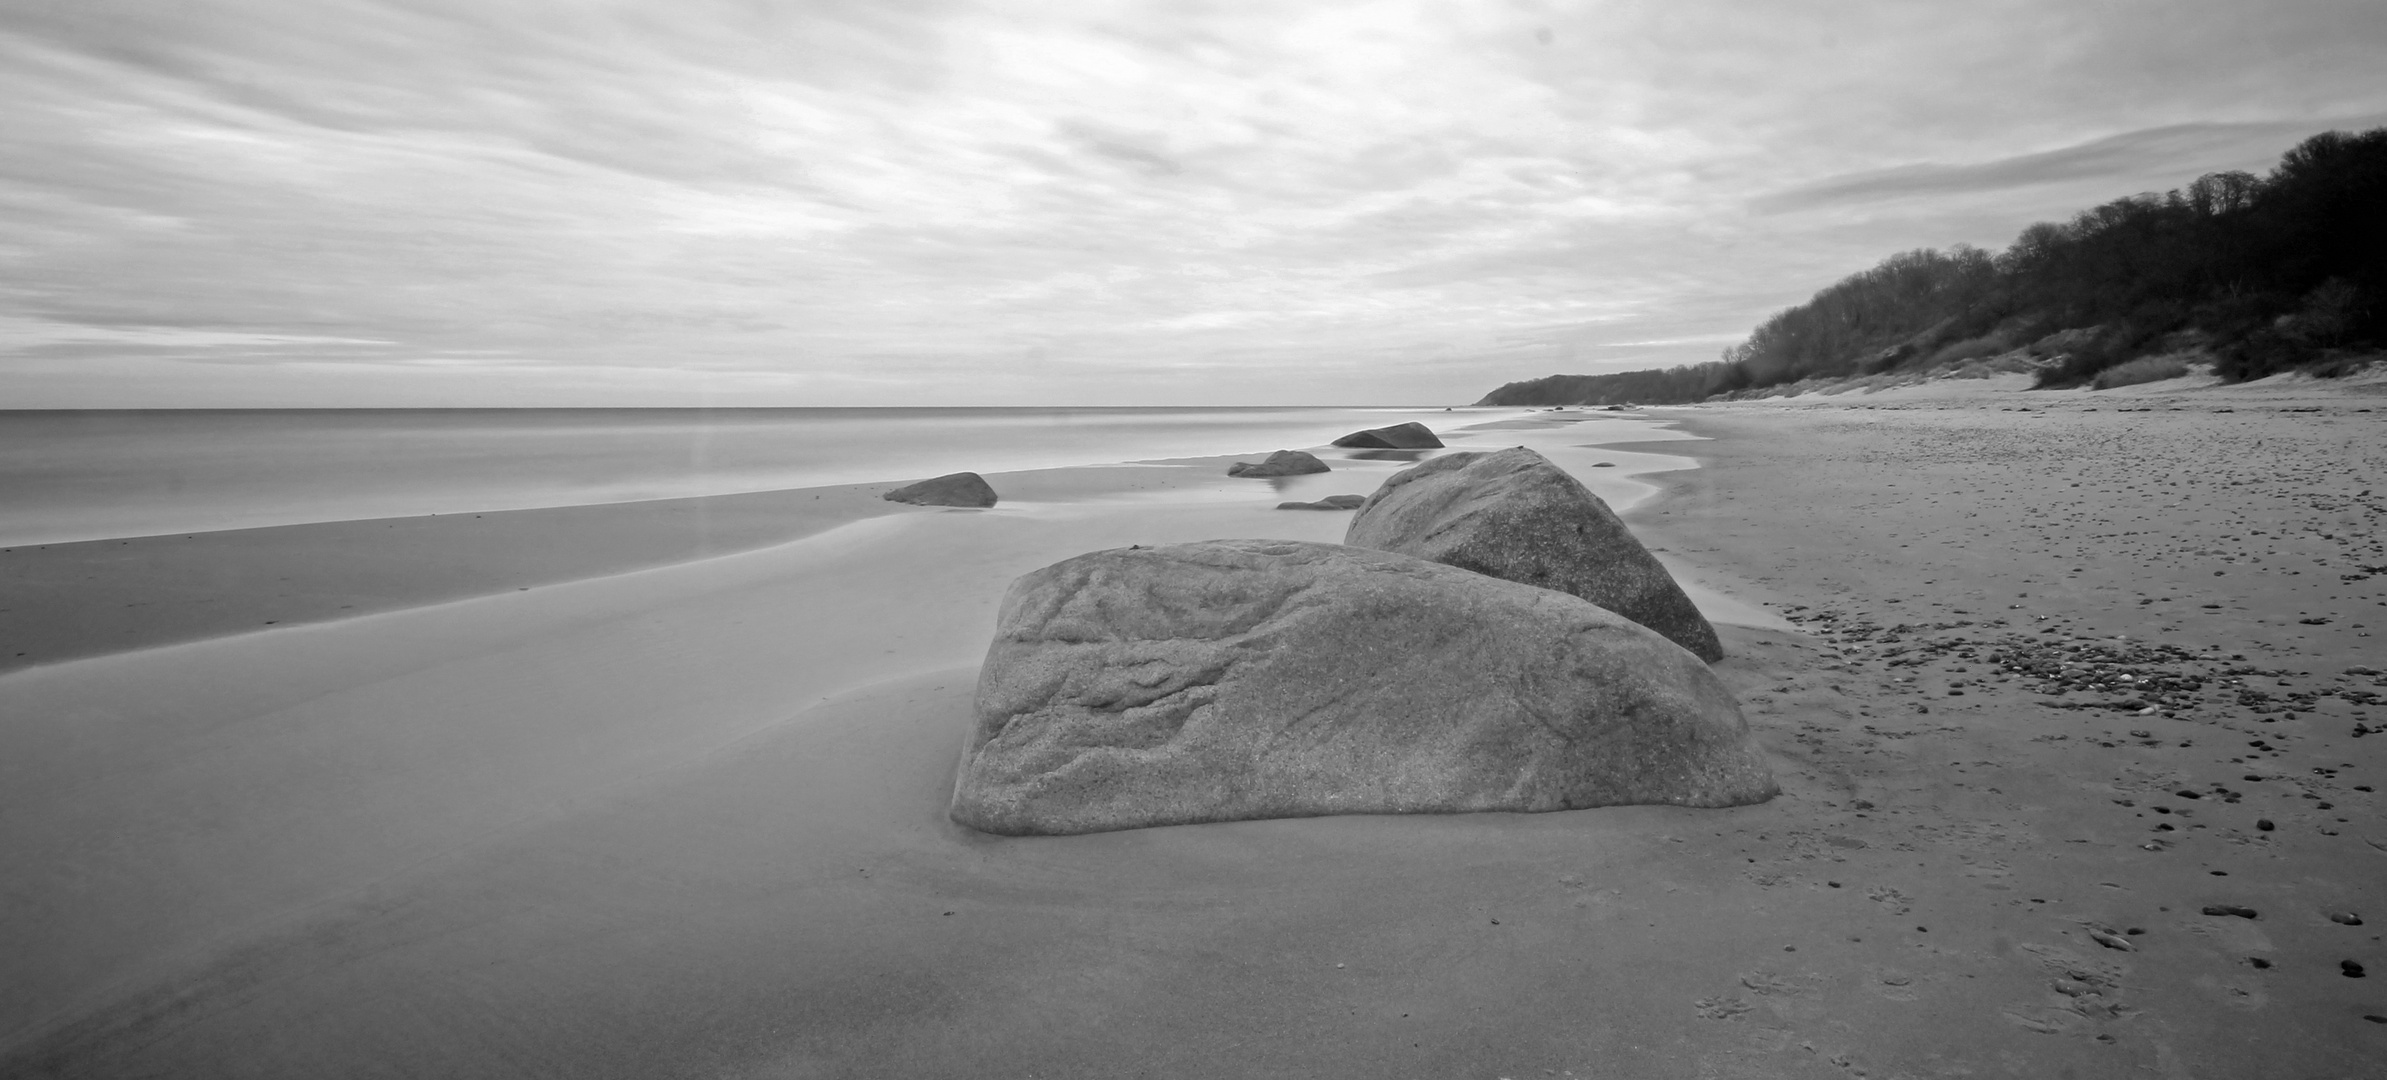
[4,1,2383,407]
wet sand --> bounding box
[4,388,2383,1078]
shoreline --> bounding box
[0,410,1693,676]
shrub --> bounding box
[1922,333,2009,369]
[1951,354,2034,378]
[2033,331,2128,387]
[2215,325,2311,381]
[2089,355,2191,389]
[2299,350,2382,378]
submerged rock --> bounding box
[883,472,998,508]
[950,539,1774,835]
[1344,447,1722,661]
[1331,422,1444,449]
[1227,450,1331,477]
[1276,494,1366,510]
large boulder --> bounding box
[883,472,998,508]
[1331,422,1443,449]
[1343,447,1722,661]
[950,539,1775,836]
[1226,450,1330,478]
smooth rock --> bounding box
[1227,450,1332,478]
[950,539,1776,835]
[1331,422,1444,449]
[883,472,998,508]
[1344,447,1724,661]
[1276,495,1366,510]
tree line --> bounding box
[1479,127,2385,406]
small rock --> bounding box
[2201,905,2259,919]
[1275,495,1366,511]
[1228,450,1331,478]
[2089,930,2135,951]
[883,472,998,508]
[1330,422,1443,449]
[2331,912,2365,926]
[2343,960,2367,978]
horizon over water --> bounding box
[0,405,1531,547]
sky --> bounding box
[3,1,2384,407]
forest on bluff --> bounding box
[1481,128,2387,406]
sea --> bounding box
[0,406,1522,547]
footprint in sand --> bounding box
[1737,970,1827,1022]
[2192,972,2270,1012]
[1743,866,1792,888]
[2018,943,2129,992]
[2002,1005,2092,1035]
[1870,967,1919,1001]
[1960,858,2014,890]
[1555,874,1622,910]
[2007,942,2140,1029]
[1738,970,1815,996]
[1694,995,1754,1021]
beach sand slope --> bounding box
[5,395,2384,1078]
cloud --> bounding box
[2,1,2385,405]
[1751,116,2387,213]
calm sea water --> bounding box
[0,407,1503,546]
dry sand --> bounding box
[3,390,2383,1078]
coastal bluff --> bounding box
[949,539,1775,836]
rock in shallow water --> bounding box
[1226,450,1331,477]
[1344,447,1723,662]
[949,539,1775,836]
[1276,494,1366,510]
[883,472,998,508]
[1331,422,1443,449]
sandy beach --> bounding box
[5,385,2384,1078]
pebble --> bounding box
[2342,960,2367,978]
[2331,912,2365,926]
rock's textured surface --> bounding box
[950,539,1774,835]
[883,472,998,508]
[1276,495,1366,510]
[1226,450,1331,478]
[1344,447,1723,661]
[1331,422,1444,449]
